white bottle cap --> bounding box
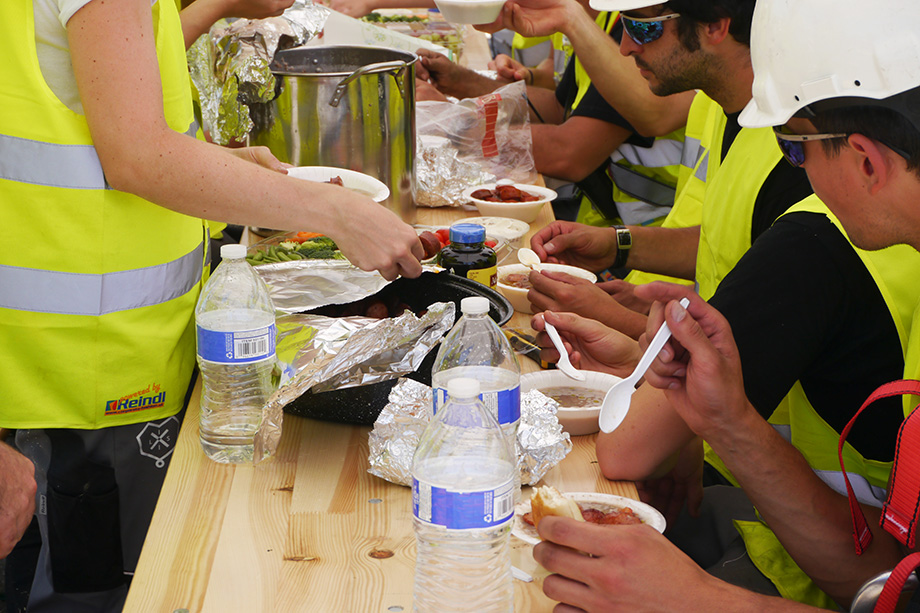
[447,377,481,399]
[460,296,490,315]
[220,244,247,260]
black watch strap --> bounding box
[613,225,632,269]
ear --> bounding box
[847,134,893,196]
[701,17,732,45]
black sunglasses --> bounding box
[773,127,848,168]
[621,12,681,46]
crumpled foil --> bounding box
[188,1,330,145]
[252,259,434,315]
[252,302,455,463]
[415,80,539,208]
[368,383,572,486]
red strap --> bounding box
[882,396,920,549]
[838,380,920,554]
[874,552,920,613]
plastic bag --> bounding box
[415,80,538,207]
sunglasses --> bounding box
[621,12,681,46]
[773,127,848,167]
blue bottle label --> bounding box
[413,478,515,529]
[197,323,276,364]
[433,385,521,426]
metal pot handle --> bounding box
[330,60,411,107]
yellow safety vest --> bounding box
[623,90,713,287]
[511,33,572,84]
[702,195,920,607]
[0,0,208,429]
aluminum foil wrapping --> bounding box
[253,302,455,463]
[367,383,571,486]
[415,81,539,208]
[253,259,416,315]
[187,1,330,145]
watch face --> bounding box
[617,228,632,249]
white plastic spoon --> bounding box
[598,297,691,433]
[517,248,586,381]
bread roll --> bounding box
[530,485,584,528]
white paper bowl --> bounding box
[462,183,556,223]
[522,370,621,436]
[512,491,666,546]
[461,216,530,253]
[287,166,390,202]
[496,263,596,314]
[433,0,506,24]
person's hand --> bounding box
[598,278,653,315]
[488,54,529,84]
[323,0,378,18]
[226,145,292,174]
[634,282,752,440]
[0,443,36,559]
[478,0,582,38]
[325,197,425,280]
[531,311,642,377]
[530,221,619,272]
[416,49,488,100]
[534,518,717,612]
[636,437,704,528]
[528,271,649,340]
[415,78,449,102]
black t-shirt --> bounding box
[553,19,653,150]
[709,115,904,462]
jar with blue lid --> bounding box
[437,223,497,288]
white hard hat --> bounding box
[740,0,920,129]
[588,0,663,13]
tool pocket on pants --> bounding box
[46,464,125,593]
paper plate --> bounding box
[287,166,390,202]
[512,491,666,546]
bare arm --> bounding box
[326,0,436,18]
[532,115,631,182]
[627,225,700,280]
[70,0,423,280]
[180,0,294,49]
[492,0,694,136]
[0,442,36,559]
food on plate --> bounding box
[524,486,643,528]
[500,272,532,289]
[470,185,542,203]
[246,236,345,265]
[529,485,585,528]
[539,386,606,409]
[326,176,344,186]
[308,294,417,319]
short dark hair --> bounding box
[811,107,920,178]
[658,0,756,51]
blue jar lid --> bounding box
[450,223,486,244]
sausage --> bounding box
[418,231,442,259]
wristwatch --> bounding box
[612,225,632,269]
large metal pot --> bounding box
[249,46,418,223]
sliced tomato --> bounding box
[485,239,497,248]
[435,228,451,246]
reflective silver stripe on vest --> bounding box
[694,151,709,182]
[813,468,887,509]
[0,133,105,189]
[0,242,203,316]
[0,121,199,189]
[680,136,703,170]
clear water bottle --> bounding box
[432,296,521,497]
[412,377,515,613]
[195,244,276,463]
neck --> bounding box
[704,46,755,114]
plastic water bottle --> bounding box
[195,244,276,463]
[431,296,521,497]
[412,377,515,612]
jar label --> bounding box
[197,324,276,364]
[433,385,521,426]
[413,477,515,529]
[467,265,497,288]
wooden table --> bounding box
[124,201,637,612]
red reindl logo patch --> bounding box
[105,384,166,415]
